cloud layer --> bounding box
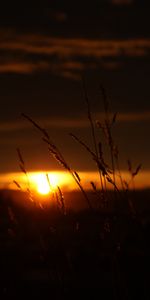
[0,111,150,134]
[0,30,149,79]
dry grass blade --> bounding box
[98,142,109,169]
[127,159,132,173]
[17,148,27,175]
[42,137,57,151]
[106,176,119,192]
[74,171,81,183]
[22,113,92,210]
[98,86,118,190]
[57,186,65,214]
[111,112,117,125]
[46,173,52,190]
[55,191,60,210]
[96,121,108,143]
[98,142,103,161]
[19,163,27,175]
[105,121,113,148]
[113,145,119,160]
[70,133,107,176]
[13,180,22,189]
[47,147,71,171]
[104,121,116,187]
[22,113,71,171]
[133,164,142,177]
[114,146,125,191]
[70,133,95,158]
[124,180,129,190]
[16,147,33,201]
[22,113,49,139]
[91,181,97,192]
[82,79,104,193]
[46,173,58,209]
[127,159,141,193]
[17,148,24,166]
[99,83,109,114]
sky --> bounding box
[0,0,150,188]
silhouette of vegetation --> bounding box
[0,82,149,299]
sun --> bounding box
[30,173,59,195]
[26,171,73,196]
[34,174,50,195]
[36,175,50,195]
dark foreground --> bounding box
[0,189,150,299]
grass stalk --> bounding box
[22,113,93,210]
[83,80,104,194]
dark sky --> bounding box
[0,0,150,173]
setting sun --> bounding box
[31,173,61,195]
[30,172,75,194]
[36,174,51,195]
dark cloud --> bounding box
[0,111,150,134]
[0,30,149,78]
[0,1,149,174]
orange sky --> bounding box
[0,170,149,194]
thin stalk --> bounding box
[115,158,125,191]
[83,80,104,193]
[71,172,93,210]
[22,114,92,211]
[110,147,116,187]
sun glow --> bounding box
[2,170,150,197]
[36,174,51,195]
[30,173,60,195]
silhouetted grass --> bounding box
[21,82,141,216]
[0,82,148,299]
[0,189,150,299]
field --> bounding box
[0,1,149,299]
[0,189,150,299]
[0,87,149,299]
